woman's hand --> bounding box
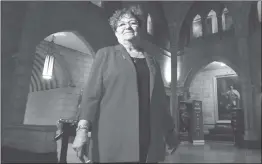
[72,129,91,163]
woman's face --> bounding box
[115,15,141,42]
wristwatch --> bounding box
[76,120,92,138]
[76,124,91,131]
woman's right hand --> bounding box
[72,129,90,163]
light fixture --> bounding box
[147,13,153,35]
[42,35,56,80]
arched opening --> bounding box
[189,61,241,141]
[222,7,233,31]
[206,10,218,34]
[23,31,95,126]
[192,14,203,38]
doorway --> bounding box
[188,61,240,142]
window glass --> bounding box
[206,10,218,34]
[192,14,203,38]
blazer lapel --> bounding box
[115,44,156,102]
[143,51,156,102]
[115,44,134,65]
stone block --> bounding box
[2,125,57,153]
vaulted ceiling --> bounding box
[44,32,93,55]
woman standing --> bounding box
[72,6,178,163]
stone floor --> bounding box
[165,141,261,163]
[60,141,261,163]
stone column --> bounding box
[168,22,179,131]
[200,13,206,37]
[2,53,16,128]
[9,51,35,124]
[228,1,259,146]
[216,11,223,34]
[237,35,258,141]
[8,2,43,125]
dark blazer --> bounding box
[79,43,174,162]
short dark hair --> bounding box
[109,5,143,32]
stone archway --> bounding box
[184,56,242,90]
[181,54,259,144]
[182,56,243,139]
[23,31,96,125]
[9,1,115,124]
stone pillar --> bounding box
[168,22,179,131]
[216,10,223,34]
[2,53,16,128]
[8,2,43,125]
[228,1,259,146]
[200,14,206,37]
[9,51,35,125]
[237,36,258,141]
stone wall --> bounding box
[23,40,93,125]
[189,67,237,133]
[2,125,57,153]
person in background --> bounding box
[72,5,178,163]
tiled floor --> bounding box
[59,141,261,163]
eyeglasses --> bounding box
[117,20,139,29]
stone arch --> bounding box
[184,56,243,90]
[30,45,71,92]
[72,31,96,58]
[29,30,97,91]
[161,1,194,50]
[20,29,96,93]
[176,2,195,51]
[10,1,115,124]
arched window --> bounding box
[258,1,261,22]
[222,7,233,31]
[192,14,203,38]
[206,10,218,34]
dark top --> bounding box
[131,57,151,160]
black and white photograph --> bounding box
[1,1,261,163]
